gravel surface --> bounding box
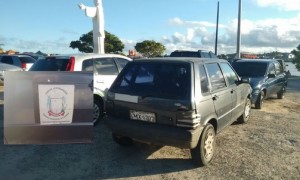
[1,77,300,179]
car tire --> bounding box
[112,133,133,146]
[191,123,216,166]
[255,91,264,109]
[237,98,251,124]
[93,98,103,126]
[277,86,285,99]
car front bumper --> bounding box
[104,116,204,149]
[251,90,260,104]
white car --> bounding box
[29,53,132,124]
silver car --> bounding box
[0,63,23,85]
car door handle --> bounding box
[213,95,219,101]
[96,80,104,83]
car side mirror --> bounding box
[241,77,250,84]
[268,74,276,78]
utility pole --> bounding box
[215,1,220,56]
[236,0,242,58]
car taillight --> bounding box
[21,63,26,70]
[66,57,75,71]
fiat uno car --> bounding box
[105,57,252,166]
[29,53,132,125]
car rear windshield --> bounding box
[29,58,69,71]
[19,56,36,63]
[232,62,267,77]
[110,62,191,100]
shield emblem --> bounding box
[50,98,63,114]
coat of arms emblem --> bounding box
[39,85,75,125]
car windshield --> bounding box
[232,62,267,77]
[110,62,191,100]
[29,58,69,71]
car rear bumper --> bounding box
[104,116,204,149]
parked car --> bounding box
[170,50,218,58]
[0,54,36,71]
[105,57,252,166]
[232,59,286,109]
[18,53,45,60]
[0,63,24,85]
[29,53,132,125]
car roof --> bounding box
[132,57,226,64]
[47,53,132,60]
[233,59,277,63]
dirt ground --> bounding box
[0,77,300,179]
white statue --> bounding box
[79,0,105,54]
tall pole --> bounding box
[215,1,219,56]
[236,0,242,58]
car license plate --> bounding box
[130,110,156,123]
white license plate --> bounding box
[130,110,156,123]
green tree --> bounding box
[70,31,124,53]
[135,40,166,58]
[291,44,300,70]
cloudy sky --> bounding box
[0,0,299,55]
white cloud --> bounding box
[169,17,225,28]
[0,36,78,54]
[254,0,300,11]
[159,14,300,55]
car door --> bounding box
[266,63,277,97]
[219,62,244,121]
[93,57,119,94]
[205,63,233,131]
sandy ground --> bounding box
[0,77,299,179]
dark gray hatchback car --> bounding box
[105,58,252,166]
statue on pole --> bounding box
[79,0,105,54]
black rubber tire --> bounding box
[112,133,133,146]
[277,86,285,99]
[93,98,103,126]
[255,91,264,109]
[237,98,251,124]
[191,124,216,166]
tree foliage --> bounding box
[135,40,166,58]
[291,44,300,71]
[70,31,124,53]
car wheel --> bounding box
[255,91,264,109]
[112,133,133,146]
[93,98,103,125]
[277,86,285,99]
[237,98,251,123]
[191,123,216,166]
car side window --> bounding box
[82,59,94,71]
[199,64,210,94]
[274,62,281,75]
[1,56,14,65]
[201,52,210,58]
[206,63,227,91]
[268,63,275,75]
[115,58,130,72]
[220,63,239,86]
[94,58,118,75]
